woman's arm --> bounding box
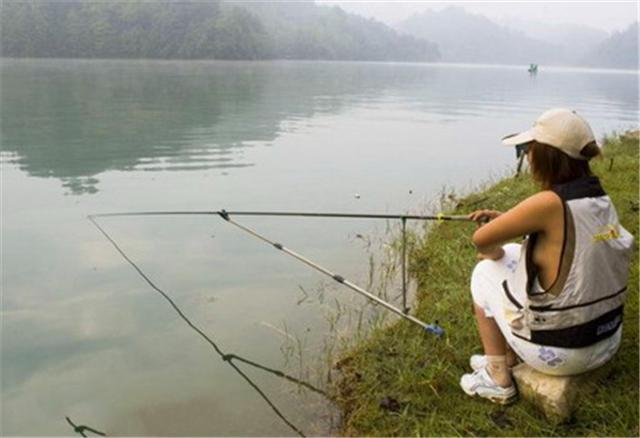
[471,191,563,258]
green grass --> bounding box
[331,132,639,437]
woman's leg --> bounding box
[462,244,522,400]
[474,303,507,356]
[473,304,519,365]
[473,304,513,387]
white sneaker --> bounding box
[459,367,517,405]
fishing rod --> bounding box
[89,209,474,336]
[90,210,472,222]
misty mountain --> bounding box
[395,6,571,65]
[580,22,639,69]
[0,0,440,62]
[497,18,609,63]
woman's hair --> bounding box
[528,140,600,189]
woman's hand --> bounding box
[468,209,502,226]
[469,209,505,260]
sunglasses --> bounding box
[515,143,530,159]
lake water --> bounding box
[1,59,637,436]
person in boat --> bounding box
[459,108,634,404]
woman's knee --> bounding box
[470,259,492,292]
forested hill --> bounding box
[396,6,638,69]
[0,0,440,62]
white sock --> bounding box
[486,355,512,388]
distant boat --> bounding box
[528,64,538,74]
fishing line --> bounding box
[222,353,326,396]
[88,215,320,437]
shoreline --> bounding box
[1,57,638,73]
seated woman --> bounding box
[460,108,634,404]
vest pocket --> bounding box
[527,305,624,348]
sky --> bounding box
[318,1,639,33]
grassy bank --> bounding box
[332,132,639,436]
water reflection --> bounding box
[86,215,329,437]
[1,59,424,194]
[3,59,636,195]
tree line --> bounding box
[1,1,440,62]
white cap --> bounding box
[502,108,597,160]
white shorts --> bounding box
[470,243,622,376]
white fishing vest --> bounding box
[502,176,634,348]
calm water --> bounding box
[1,59,637,436]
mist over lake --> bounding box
[1,58,638,435]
